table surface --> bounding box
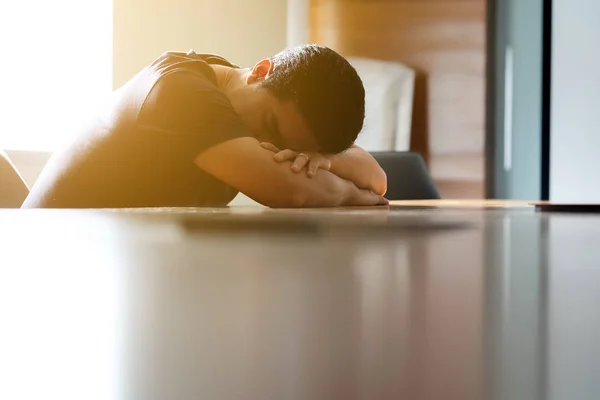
[1,200,599,400]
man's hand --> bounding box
[261,142,387,196]
[260,142,331,178]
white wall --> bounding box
[113,0,288,88]
[550,0,600,202]
[287,0,309,47]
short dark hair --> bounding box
[261,45,365,153]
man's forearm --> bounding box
[329,146,387,195]
[250,160,382,208]
[195,137,385,208]
[285,166,362,208]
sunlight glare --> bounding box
[0,1,113,150]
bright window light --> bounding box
[0,1,112,151]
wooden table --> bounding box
[1,201,599,400]
[390,199,541,208]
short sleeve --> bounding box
[136,70,251,159]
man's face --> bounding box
[231,85,319,152]
[228,58,320,152]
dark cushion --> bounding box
[370,151,440,200]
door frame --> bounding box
[485,0,553,200]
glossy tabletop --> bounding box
[1,201,599,400]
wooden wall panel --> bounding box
[310,0,486,198]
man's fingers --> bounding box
[260,142,280,153]
[307,159,319,177]
[306,157,331,177]
[291,153,310,172]
[353,189,389,206]
[273,149,297,162]
[306,158,326,177]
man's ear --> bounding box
[247,59,274,84]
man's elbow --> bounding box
[372,168,387,196]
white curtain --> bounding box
[0,0,112,151]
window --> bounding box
[0,1,112,151]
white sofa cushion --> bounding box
[348,57,415,152]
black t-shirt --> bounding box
[22,51,250,208]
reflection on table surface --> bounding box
[1,205,599,400]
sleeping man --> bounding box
[22,45,388,208]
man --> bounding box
[22,45,388,208]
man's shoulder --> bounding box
[137,60,236,130]
[144,66,226,112]
[148,51,217,83]
[149,49,237,77]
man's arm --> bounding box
[194,137,387,208]
[264,144,387,196]
[329,145,387,195]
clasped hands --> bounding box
[260,142,332,178]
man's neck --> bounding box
[210,64,247,94]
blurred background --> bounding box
[1,0,598,202]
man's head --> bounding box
[226,45,365,153]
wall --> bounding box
[4,151,52,189]
[550,0,600,202]
[287,0,310,47]
[113,0,288,88]
[310,0,486,198]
